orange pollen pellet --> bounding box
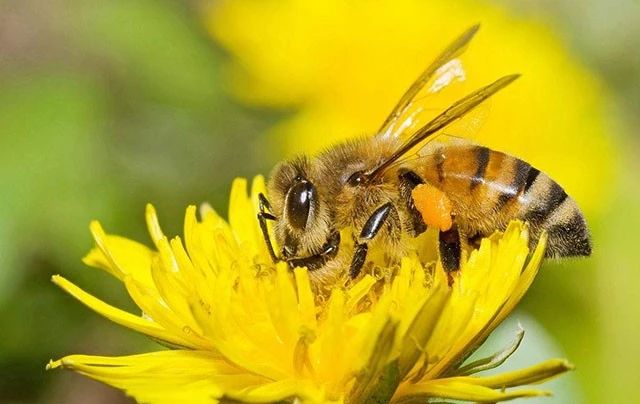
[411,183,453,231]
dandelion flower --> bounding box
[48,176,572,403]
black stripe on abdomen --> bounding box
[496,158,531,209]
[470,146,490,189]
[524,179,568,224]
[544,182,568,216]
[523,167,540,193]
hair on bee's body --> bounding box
[267,136,406,283]
[413,143,591,258]
[258,25,591,284]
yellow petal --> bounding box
[226,378,328,403]
[48,350,270,404]
[149,237,203,334]
[121,275,214,350]
[145,203,165,246]
[345,274,376,313]
[84,221,156,290]
[183,205,218,279]
[397,283,449,378]
[348,320,399,403]
[294,268,318,328]
[51,275,195,349]
[394,380,550,402]
[228,178,256,250]
[423,221,533,379]
[448,358,574,388]
[488,231,548,332]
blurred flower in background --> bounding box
[206,0,614,216]
[0,0,638,403]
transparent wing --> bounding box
[378,25,485,143]
[369,75,519,179]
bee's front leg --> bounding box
[257,193,281,263]
[349,202,395,278]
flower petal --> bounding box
[122,275,214,350]
[454,325,525,376]
[394,358,572,402]
[226,379,328,403]
[48,350,270,404]
[145,203,166,246]
[394,380,550,403]
[83,221,156,290]
[294,268,317,328]
[229,178,259,255]
[489,232,548,332]
[449,358,574,388]
[348,320,399,403]
[397,283,449,378]
[423,221,534,379]
[51,275,196,349]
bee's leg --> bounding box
[287,230,341,271]
[467,232,484,250]
[398,169,427,236]
[350,202,394,278]
[439,222,461,285]
[257,193,280,263]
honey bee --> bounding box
[257,25,591,284]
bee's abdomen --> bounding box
[516,163,591,258]
[419,145,591,258]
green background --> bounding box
[0,1,637,403]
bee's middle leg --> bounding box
[349,202,396,279]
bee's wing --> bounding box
[378,24,480,142]
[369,74,519,180]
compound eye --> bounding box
[285,180,316,230]
[347,170,366,186]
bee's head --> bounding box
[267,156,333,259]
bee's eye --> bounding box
[347,170,366,186]
[285,180,316,230]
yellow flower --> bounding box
[48,177,571,403]
[205,0,614,215]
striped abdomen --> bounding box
[415,144,591,257]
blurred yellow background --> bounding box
[0,1,637,403]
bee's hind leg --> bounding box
[439,222,461,285]
[350,202,395,279]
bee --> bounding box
[257,25,591,284]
